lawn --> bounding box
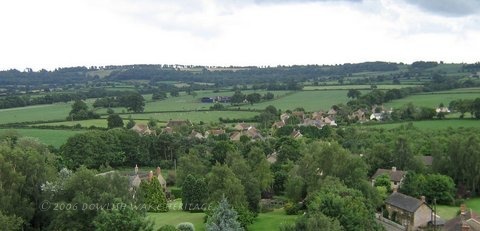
[248,209,298,231]
[122,111,260,123]
[365,119,480,130]
[238,90,365,112]
[148,203,297,231]
[436,198,480,221]
[0,128,83,147]
[385,89,480,109]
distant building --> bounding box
[166,120,191,128]
[131,124,155,136]
[443,204,480,231]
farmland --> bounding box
[238,90,363,111]
[303,84,419,90]
[0,128,83,147]
[365,119,480,130]
[122,111,260,123]
[385,88,480,108]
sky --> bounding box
[0,0,479,70]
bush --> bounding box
[284,202,302,215]
[176,222,195,231]
[158,224,177,231]
[170,188,182,199]
[167,171,176,186]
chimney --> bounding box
[460,204,466,215]
[462,222,470,231]
[134,164,139,174]
[392,166,397,172]
[393,187,398,193]
[420,196,426,203]
[156,166,161,176]
[148,170,153,181]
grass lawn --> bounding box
[148,199,206,231]
[123,111,260,123]
[238,90,365,112]
[436,198,480,221]
[365,119,480,130]
[248,209,298,231]
[0,128,83,147]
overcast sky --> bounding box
[0,0,479,70]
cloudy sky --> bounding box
[0,0,479,70]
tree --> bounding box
[182,175,208,211]
[93,199,153,231]
[246,93,262,105]
[70,100,88,115]
[126,117,136,129]
[347,89,362,99]
[373,174,391,189]
[139,178,168,212]
[263,92,274,100]
[206,164,246,208]
[119,92,145,112]
[230,91,245,104]
[107,114,124,129]
[246,147,273,191]
[170,89,180,97]
[206,196,243,231]
[152,91,167,100]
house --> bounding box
[371,167,407,190]
[370,113,384,121]
[290,129,303,139]
[201,97,215,103]
[292,111,305,120]
[189,130,205,139]
[311,111,325,120]
[300,118,324,128]
[349,109,368,122]
[280,113,290,122]
[230,126,264,141]
[436,107,450,113]
[162,127,174,134]
[443,204,480,231]
[205,129,225,137]
[384,192,434,231]
[234,122,252,131]
[128,165,167,198]
[131,124,155,136]
[323,116,337,126]
[327,108,337,116]
[166,120,191,127]
[266,152,278,164]
[272,121,286,129]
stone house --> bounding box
[385,192,433,231]
[443,204,480,231]
[372,167,407,190]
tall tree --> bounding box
[206,196,243,231]
[107,114,124,129]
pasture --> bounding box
[0,128,83,147]
[385,88,480,108]
[238,90,362,112]
[303,84,419,90]
[144,90,290,112]
[122,111,260,123]
[0,103,72,124]
[365,119,480,130]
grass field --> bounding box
[238,90,364,112]
[365,119,480,130]
[303,84,419,90]
[0,103,73,124]
[0,128,83,147]
[144,90,291,112]
[123,111,260,123]
[386,88,480,108]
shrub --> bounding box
[158,225,177,231]
[176,222,195,231]
[170,188,182,200]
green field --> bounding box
[144,90,290,112]
[386,88,480,108]
[0,128,83,147]
[366,119,480,130]
[238,90,362,112]
[303,84,419,90]
[123,111,260,123]
[0,103,73,124]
